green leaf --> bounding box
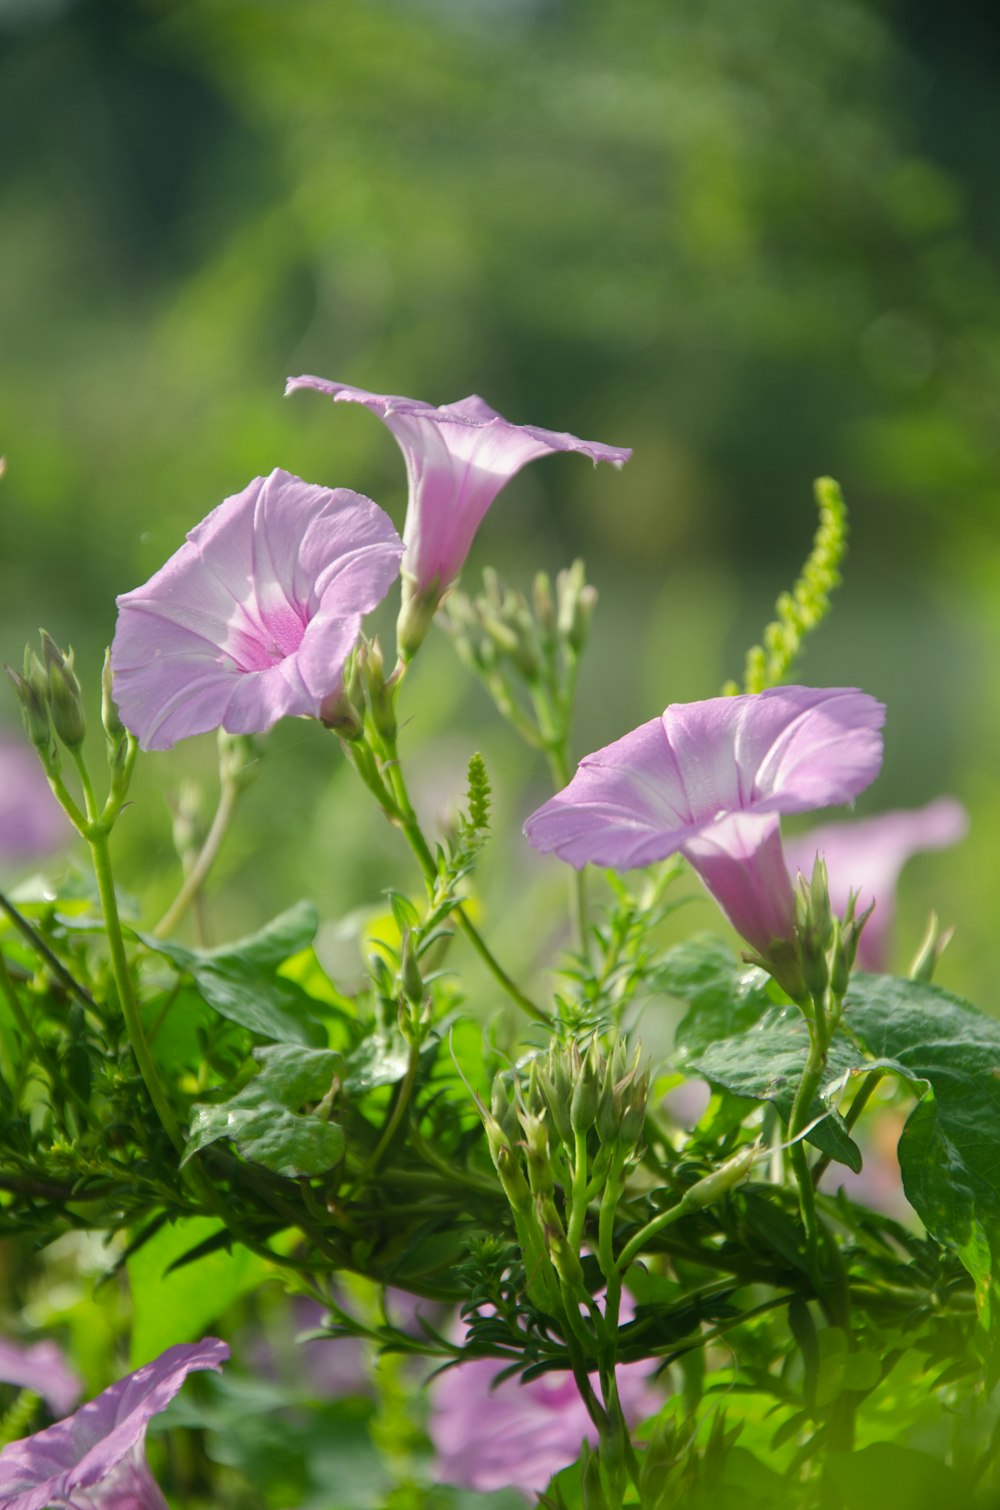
[825,1443,971,1510]
[845,973,1000,1320]
[128,1215,274,1370]
[687,1010,864,1171]
[185,1043,345,1178]
[343,1031,411,1093]
[137,902,326,1045]
[658,935,775,1056]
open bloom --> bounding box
[784,796,968,970]
[111,470,403,750]
[284,377,631,629]
[0,1338,228,1509]
[524,686,885,959]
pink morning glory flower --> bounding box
[284,377,631,647]
[0,1336,81,1418]
[524,686,885,959]
[111,470,403,751]
[0,735,70,861]
[0,1338,228,1510]
[784,796,968,971]
[429,1305,658,1498]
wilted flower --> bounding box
[0,735,69,860]
[284,377,631,651]
[0,1338,228,1510]
[784,796,968,971]
[111,470,403,750]
[429,1306,658,1498]
[0,1336,81,1418]
[524,687,885,962]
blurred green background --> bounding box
[1,0,997,1001]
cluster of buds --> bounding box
[321,636,397,744]
[793,856,874,1006]
[445,562,597,686]
[7,631,88,772]
[478,1037,648,1317]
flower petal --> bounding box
[286,376,631,595]
[0,1339,228,1510]
[111,472,403,749]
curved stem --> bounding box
[153,777,239,938]
[373,734,548,1023]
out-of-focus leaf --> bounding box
[128,1215,274,1370]
[659,935,776,1056]
[137,902,326,1045]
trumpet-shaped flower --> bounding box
[0,1338,228,1510]
[524,686,885,958]
[784,796,968,970]
[0,1336,81,1418]
[111,470,403,751]
[284,377,631,634]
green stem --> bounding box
[616,1193,692,1275]
[365,1038,421,1177]
[87,824,185,1156]
[374,734,548,1023]
[153,776,239,938]
[0,893,97,1012]
[811,1068,885,1189]
[566,1127,591,1254]
[787,1016,828,1284]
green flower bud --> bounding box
[217,730,259,792]
[683,1143,757,1210]
[360,636,397,741]
[100,648,126,747]
[570,1042,602,1134]
[6,666,52,758]
[399,928,424,1008]
[831,890,876,997]
[397,577,441,661]
[45,644,86,749]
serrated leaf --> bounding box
[658,936,776,1057]
[687,1010,864,1171]
[137,902,326,1045]
[185,1043,344,1178]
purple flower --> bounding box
[0,1338,228,1510]
[0,1337,81,1418]
[429,1312,658,1498]
[784,796,968,971]
[524,687,885,958]
[284,377,631,637]
[0,736,70,862]
[111,470,403,750]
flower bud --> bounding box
[794,857,833,999]
[399,928,424,1008]
[100,646,126,741]
[360,636,397,741]
[397,577,440,661]
[557,560,598,654]
[909,911,954,984]
[831,890,876,997]
[217,730,259,792]
[570,1041,602,1134]
[682,1142,757,1210]
[6,666,53,759]
[36,635,87,751]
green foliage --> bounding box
[185,1044,345,1178]
[725,477,848,695]
[138,903,330,1046]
